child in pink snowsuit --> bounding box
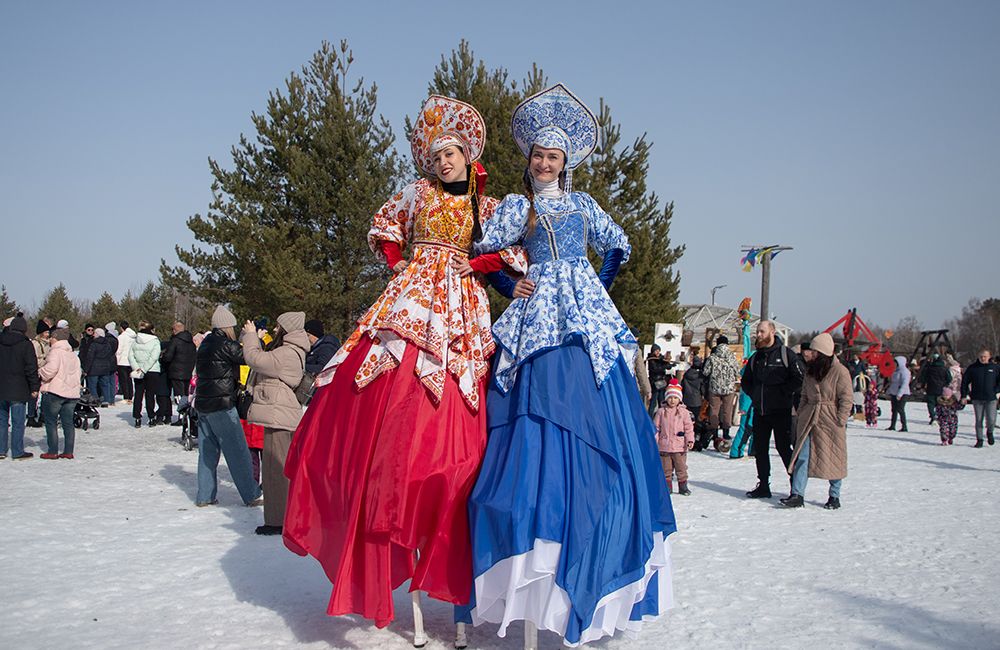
[654,379,695,495]
[935,387,963,445]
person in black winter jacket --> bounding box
[303,320,341,375]
[0,316,41,459]
[82,328,118,406]
[161,322,197,424]
[680,355,709,450]
[961,348,1000,447]
[919,354,952,424]
[194,306,262,508]
[740,320,805,498]
[77,324,95,379]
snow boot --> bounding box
[746,483,771,499]
[780,494,804,508]
[254,525,283,536]
[989,432,995,445]
[974,439,984,448]
[678,482,691,496]
[713,436,723,452]
[823,497,841,510]
[134,418,141,429]
[722,428,731,440]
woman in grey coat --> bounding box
[240,311,309,535]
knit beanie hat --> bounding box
[942,387,954,399]
[94,328,106,338]
[276,311,305,333]
[665,379,683,402]
[36,319,51,335]
[304,319,324,338]
[56,319,70,329]
[717,335,729,345]
[9,316,27,333]
[211,305,237,329]
[811,332,835,357]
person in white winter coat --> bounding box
[128,321,161,428]
[886,355,910,432]
[116,321,137,403]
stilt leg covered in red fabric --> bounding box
[283,336,487,627]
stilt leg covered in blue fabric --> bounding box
[457,337,676,646]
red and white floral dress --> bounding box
[282,177,524,627]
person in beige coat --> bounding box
[781,332,852,510]
[240,311,308,535]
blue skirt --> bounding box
[458,336,676,645]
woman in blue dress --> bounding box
[455,84,676,647]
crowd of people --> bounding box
[3,82,999,650]
[644,322,1000,510]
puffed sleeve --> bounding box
[478,195,529,275]
[367,179,426,253]
[576,192,631,263]
[474,194,529,255]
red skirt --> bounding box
[282,335,488,627]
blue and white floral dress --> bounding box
[458,190,676,646]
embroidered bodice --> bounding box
[474,191,636,393]
[316,178,527,411]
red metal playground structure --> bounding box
[823,309,897,379]
[822,308,955,379]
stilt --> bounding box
[524,620,538,650]
[412,591,427,648]
[454,621,468,649]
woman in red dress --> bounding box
[282,95,525,633]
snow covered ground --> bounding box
[3,400,998,649]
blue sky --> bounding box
[1,0,997,332]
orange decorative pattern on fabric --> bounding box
[410,96,487,176]
[317,179,505,411]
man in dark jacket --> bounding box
[646,345,672,416]
[161,321,197,425]
[740,320,805,498]
[961,348,1000,447]
[82,327,118,406]
[680,355,709,450]
[77,324,95,380]
[919,353,951,424]
[0,316,40,460]
[194,306,262,508]
[303,319,341,376]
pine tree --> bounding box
[573,100,685,341]
[35,284,81,333]
[162,40,405,340]
[118,282,175,338]
[90,292,119,330]
[0,285,18,319]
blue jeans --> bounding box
[0,400,28,457]
[972,400,997,441]
[85,374,115,404]
[196,407,262,505]
[41,393,77,455]
[791,436,842,499]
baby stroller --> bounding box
[178,375,199,451]
[74,393,101,431]
[178,402,199,451]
